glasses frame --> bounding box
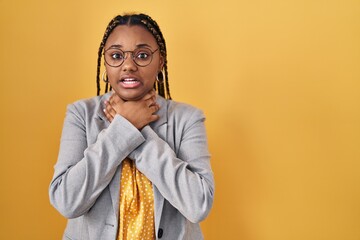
[103,47,159,68]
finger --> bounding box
[141,90,156,101]
[151,95,157,103]
[149,89,156,95]
[103,108,114,122]
[149,114,160,122]
[105,101,117,117]
[103,104,113,121]
[145,98,156,108]
[149,104,160,113]
[109,94,115,104]
[108,95,113,103]
[149,89,156,98]
[111,93,124,104]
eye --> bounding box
[135,50,151,60]
[111,52,124,60]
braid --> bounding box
[105,81,109,93]
[96,18,121,95]
[96,45,102,96]
[96,13,172,99]
[138,14,171,99]
[163,62,171,99]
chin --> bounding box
[116,92,146,101]
[114,87,153,101]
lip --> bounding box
[118,75,142,88]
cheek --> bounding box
[142,67,159,81]
[105,67,118,81]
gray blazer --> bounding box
[49,92,214,240]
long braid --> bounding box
[163,61,171,99]
[96,46,102,96]
[96,18,121,95]
[96,14,172,99]
[139,14,171,99]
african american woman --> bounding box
[49,13,214,240]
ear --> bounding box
[158,55,164,71]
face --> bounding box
[104,25,163,101]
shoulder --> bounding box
[70,94,107,110]
[66,93,110,117]
[161,97,206,124]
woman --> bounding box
[49,13,214,240]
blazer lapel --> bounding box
[109,168,122,220]
[149,95,167,130]
[94,93,122,219]
[149,96,168,231]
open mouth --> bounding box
[119,77,141,88]
[121,78,139,84]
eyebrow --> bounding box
[107,43,153,50]
[136,43,152,48]
[108,44,122,49]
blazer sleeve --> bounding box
[128,107,215,223]
[49,103,145,219]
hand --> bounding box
[104,90,160,129]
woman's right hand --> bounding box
[104,90,160,129]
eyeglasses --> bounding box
[104,47,159,67]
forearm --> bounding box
[130,124,214,223]
[49,114,145,218]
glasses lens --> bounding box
[133,48,153,66]
[104,48,124,67]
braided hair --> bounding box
[96,13,171,99]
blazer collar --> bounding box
[96,92,168,129]
[96,92,112,122]
[150,95,168,129]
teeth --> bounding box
[121,78,138,85]
[123,78,136,81]
[123,81,136,85]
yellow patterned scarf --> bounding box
[117,158,155,240]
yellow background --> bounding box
[1,0,359,239]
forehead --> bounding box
[105,25,157,48]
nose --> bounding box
[121,52,137,72]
